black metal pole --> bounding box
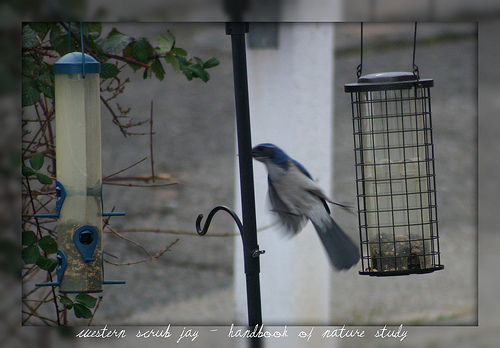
[226,22,263,328]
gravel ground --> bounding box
[64,22,478,328]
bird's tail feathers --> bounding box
[311,213,360,270]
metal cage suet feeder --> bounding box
[344,24,444,276]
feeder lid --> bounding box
[54,52,100,74]
[345,72,433,92]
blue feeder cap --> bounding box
[345,72,433,92]
[54,52,100,74]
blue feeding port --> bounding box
[73,225,99,262]
[34,180,66,218]
[36,249,67,287]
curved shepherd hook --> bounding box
[196,205,243,236]
[196,206,265,259]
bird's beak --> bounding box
[251,148,263,161]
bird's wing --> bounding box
[291,160,332,214]
[291,160,352,215]
[291,159,313,180]
[268,176,307,234]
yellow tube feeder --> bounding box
[54,52,104,293]
[35,52,125,292]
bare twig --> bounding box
[104,239,179,266]
[88,296,103,326]
[150,100,155,183]
[103,182,177,188]
[110,221,279,237]
[103,157,148,180]
[100,95,128,137]
[105,226,155,259]
[22,47,58,57]
[104,173,176,182]
[110,228,238,237]
[103,52,151,68]
[24,176,60,326]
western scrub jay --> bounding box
[252,143,359,270]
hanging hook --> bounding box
[196,205,265,260]
[80,22,86,78]
[196,205,243,236]
[412,22,420,79]
[356,22,364,78]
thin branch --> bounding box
[100,95,128,137]
[103,52,150,68]
[105,226,155,259]
[103,182,177,188]
[24,177,60,326]
[150,100,155,183]
[22,47,58,57]
[22,311,60,325]
[104,173,176,182]
[103,157,148,180]
[110,228,238,237]
[22,289,56,325]
[110,222,279,237]
[105,239,179,266]
[87,296,103,326]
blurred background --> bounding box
[5,0,500,347]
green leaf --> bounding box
[36,256,57,272]
[100,63,120,79]
[75,293,98,308]
[102,30,133,53]
[83,35,105,61]
[194,57,204,66]
[22,245,40,264]
[82,22,102,37]
[203,57,220,69]
[49,25,69,57]
[150,58,165,81]
[22,76,41,107]
[171,47,187,56]
[22,165,36,177]
[123,44,141,72]
[188,64,209,82]
[156,33,174,55]
[38,236,58,254]
[165,53,180,73]
[22,56,37,76]
[22,25,40,48]
[36,173,53,185]
[178,56,193,81]
[22,231,37,246]
[28,23,49,36]
[36,73,54,99]
[132,38,154,64]
[74,303,93,318]
[59,295,74,308]
[29,153,45,170]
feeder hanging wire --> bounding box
[356,22,421,79]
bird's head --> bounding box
[252,143,290,169]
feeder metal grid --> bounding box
[345,72,444,276]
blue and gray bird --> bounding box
[252,143,360,270]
